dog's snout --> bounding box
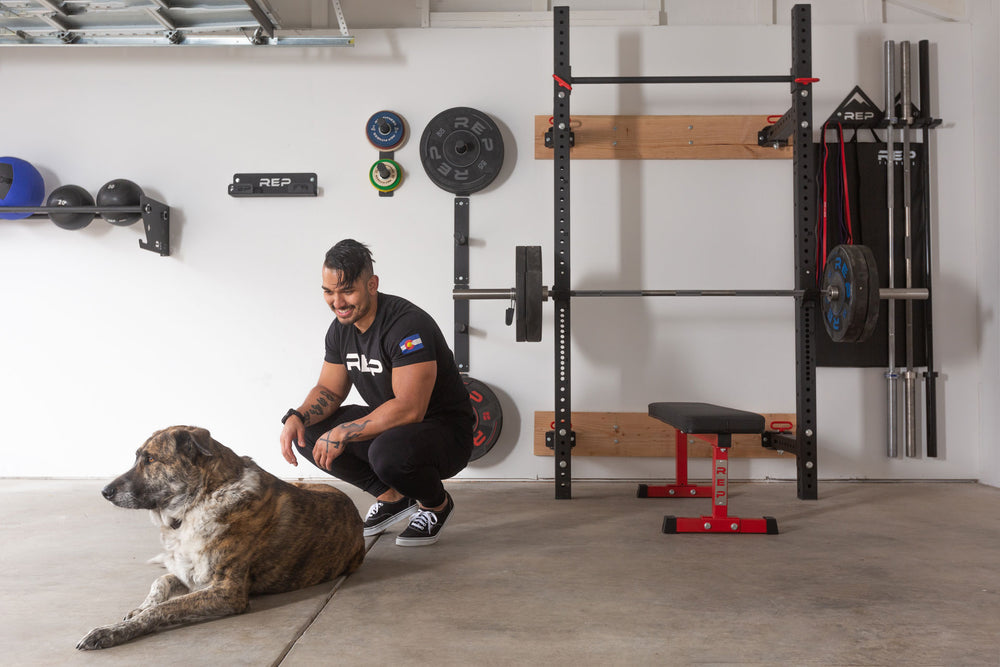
[101,485,117,501]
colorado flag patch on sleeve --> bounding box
[399,334,424,355]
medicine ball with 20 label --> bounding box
[47,184,96,230]
[96,179,144,226]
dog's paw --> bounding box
[76,623,132,650]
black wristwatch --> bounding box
[282,408,305,425]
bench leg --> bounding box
[636,430,711,499]
[661,444,779,535]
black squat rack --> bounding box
[547,4,817,500]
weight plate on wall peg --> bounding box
[366,110,406,150]
[370,159,402,192]
[821,244,879,343]
[420,107,505,196]
[464,376,503,461]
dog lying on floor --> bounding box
[77,425,366,650]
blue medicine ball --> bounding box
[0,157,46,220]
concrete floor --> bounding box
[2,479,999,666]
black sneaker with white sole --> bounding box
[396,493,454,547]
[363,497,418,537]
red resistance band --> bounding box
[818,122,854,280]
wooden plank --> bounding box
[533,115,793,160]
[533,411,796,458]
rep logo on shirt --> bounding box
[399,334,424,355]
[346,353,383,375]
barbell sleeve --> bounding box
[453,288,518,300]
[880,287,927,300]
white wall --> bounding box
[969,0,1000,487]
[0,16,988,486]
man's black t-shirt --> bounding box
[324,292,474,426]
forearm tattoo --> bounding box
[341,420,370,443]
[305,389,343,425]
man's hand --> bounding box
[313,427,345,470]
[313,420,371,470]
[279,417,305,467]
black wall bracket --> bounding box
[454,196,470,373]
[228,173,317,197]
[0,198,171,256]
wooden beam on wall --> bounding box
[533,411,796,458]
[533,115,793,160]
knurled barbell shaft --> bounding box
[567,289,801,298]
[452,287,928,300]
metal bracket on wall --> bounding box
[454,196,470,373]
[0,197,171,256]
[137,195,170,256]
[228,173,317,197]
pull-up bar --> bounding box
[573,75,794,85]
[556,74,817,88]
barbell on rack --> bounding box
[453,245,928,344]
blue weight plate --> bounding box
[366,111,406,150]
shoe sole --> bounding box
[363,504,418,537]
[395,534,440,547]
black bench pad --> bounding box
[648,402,765,435]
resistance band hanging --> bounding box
[818,121,857,281]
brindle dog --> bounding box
[77,425,365,650]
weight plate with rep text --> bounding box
[463,376,503,461]
[420,107,504,196]
[366,110,406,150]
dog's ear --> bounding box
[173,427,214,458]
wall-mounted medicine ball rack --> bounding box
[1,195,171,256]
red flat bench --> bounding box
[637,402,779,535]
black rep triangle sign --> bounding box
[827,85,884,128]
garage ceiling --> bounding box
[0,0,668,45]
[0,1,964,46]
[0,0,353,45]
